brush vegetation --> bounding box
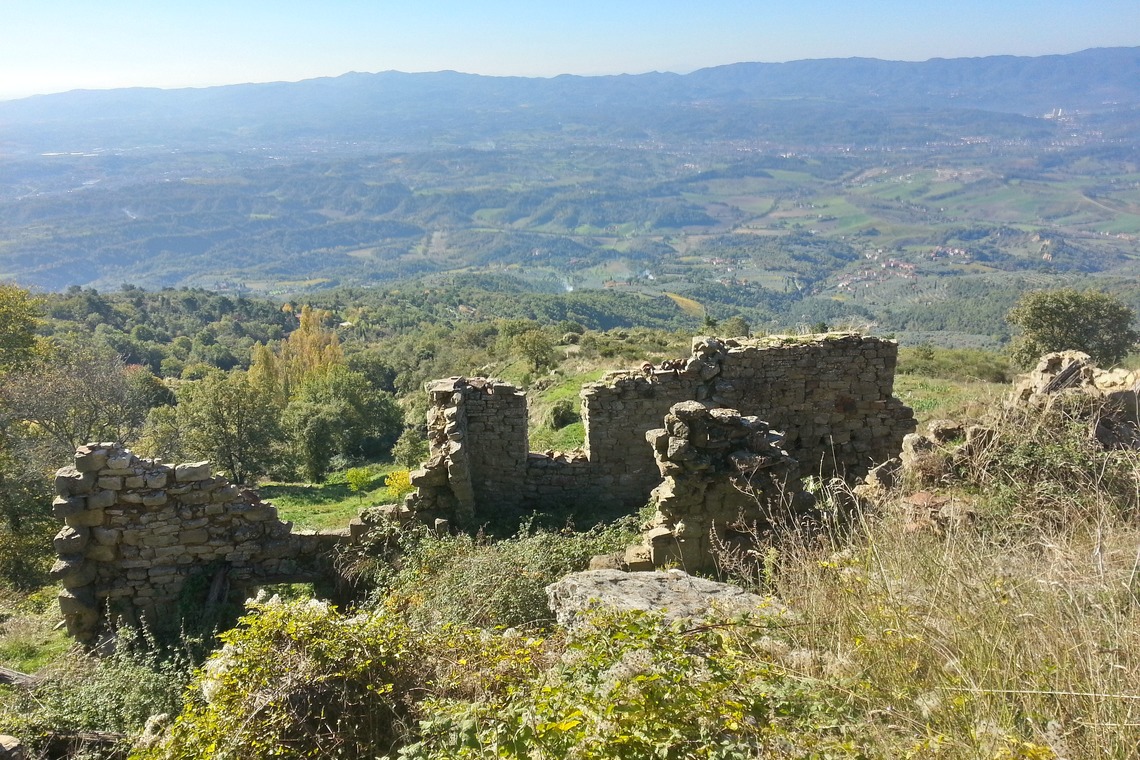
[3,389,1138,758]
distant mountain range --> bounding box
[2,47,1138,153]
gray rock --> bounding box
[53,526,88,554]
[175,462,212,482]
[546,569,790,628]
[0,734,25,760]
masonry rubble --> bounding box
[896,350,1140,494]
[631,401,812,571]
[1011,350,1140,415]
[52,444,346,642]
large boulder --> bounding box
[545,569,789,628]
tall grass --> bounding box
[718,400,1140,757]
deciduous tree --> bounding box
[177,371,282,485]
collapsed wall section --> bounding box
[53,444,342,642]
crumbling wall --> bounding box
[638,401,810,571]
[407,333,915,525]
[53,444,344,642]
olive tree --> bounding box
[1007,289,1139,367]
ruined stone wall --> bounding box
[708,334,911,476]
[53,444,343,642]
[639,401,809,571]
[579,334,913,507]
[407,333,915,525]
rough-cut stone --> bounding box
[174,462,211,483]
[74,446,109,473]
[53,526,88,554]
[87,490,117,510]
[0,734,25,759]
[51,496,85,519]
[55,466,96,497]
[546,569,790,628]
[50,556,96,587]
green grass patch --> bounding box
[261,463,409,531]
[0,587,73,674]
[529,421,585,452]
[894,374,1005,425]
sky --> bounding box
[2,0,1138,101]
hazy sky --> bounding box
[2,0,1137,101]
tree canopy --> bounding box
[1006,289,1140,367]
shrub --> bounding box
[137,598,426,759]
[365,518,640,630]
[403,608,866,760]
[384,470,415,499]
[1,628,190,758]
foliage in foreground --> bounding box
[1,628,190,758]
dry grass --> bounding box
[717,402,1140,757]
[768,510,1140,757]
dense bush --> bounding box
[134,598,428,759]
[403,608,861,760]
[353,518,640,630]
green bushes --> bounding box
[404,609,860,760]
[136,598,426,759]
[2,629,190,758]
[350,518,640,630]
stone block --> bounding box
[178,490,209,505]
[58,586,97,616]
[55,466,96,497]
[52,526,87,556]
[87,489,117,509]
[64,508,104,529]
[142,492,168,507]
[86,544,117,562]
[175,462,211,482]
[146,472,168,489]
[97,476,123,491]
[91,526,121,545]
[179,528,209,544]
[74,446,109,473]
[51,556,96,587]
[124,475,146,489]
[105,452,135,470]
[52,496,85,519]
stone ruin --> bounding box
[404,333,914,569]
[52,444,345,642]
[637,401,812,570]
[1010,350,1140,447]
[52,332,917,639]
[896,350,1140,509]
